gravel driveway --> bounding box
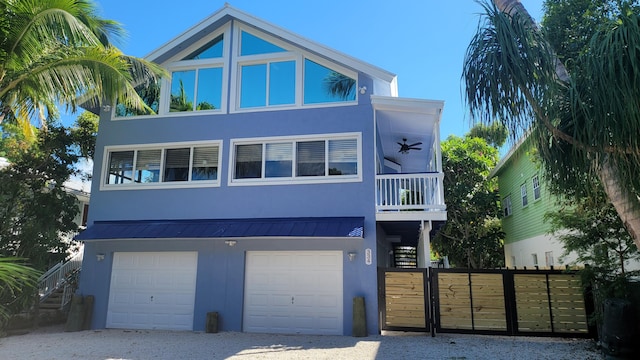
[0,325,602,359]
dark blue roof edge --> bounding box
[75,217,364,241]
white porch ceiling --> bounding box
[372,96,444,173]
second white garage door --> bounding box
[244,251,343,335]
[106,252,198,331]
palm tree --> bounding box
[463,0,640,250]
[0,0,165,138]
[0,257,40,327]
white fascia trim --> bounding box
[371,95,445,114]
[146,4,396,83]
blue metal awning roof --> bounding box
[75,217,364,240]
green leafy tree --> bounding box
[70,111,98,160]
[464,0,640,250]
[546,192,640,279]
[433,127,505,268]
[545,190,640,325]
[0,0,165,139]
[466,122,508,148]
[0,124,81,271]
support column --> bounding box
[417,220,432,268]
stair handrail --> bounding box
[38,245,84,301]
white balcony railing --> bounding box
[38,244,83,308]
[376,173,446,213]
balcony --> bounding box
[375,173,446,221]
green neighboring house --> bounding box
[490,137,572,269]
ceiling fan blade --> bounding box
[409,147,422,151]
[397,142,405,147]
[408,142,423,147]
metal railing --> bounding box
[38,245,83,309]
[376,173,446,212]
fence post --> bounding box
[502,270,517,335]
[428,267,436,337]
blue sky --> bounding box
[83,0,545,139]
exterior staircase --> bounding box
[38,246,83,311]
[5,247,83,332]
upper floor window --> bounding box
[520,183,528,207]
[503,195,512,217]
[230,133,361,185]
[113,24,358,119]
[239,60,295,108]
[304,59,355,103]
[169,34,225,113]
[103,141,221,189]
[234,27,357,111]
[532,175,541,200]
[185,34,224,59]
[115,82,161,117]
[170,67,223,112]
[240,31,287,55]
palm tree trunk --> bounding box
[599,157,640,250]
[493,0,640,250]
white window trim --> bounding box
[520,183,528,207]
[503,195,512,217]
[113,25,230,120]
[229,22,358,114]
[532,175,541,201]
[228,132,362,186]
[100,140,223,191]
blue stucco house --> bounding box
[76,4,446,335]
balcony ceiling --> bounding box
[372,96,444,173]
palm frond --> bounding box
[0,257,40,321]
[463,1,559,142]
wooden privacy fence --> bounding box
[379,268,593,337]
[378,269,429,331]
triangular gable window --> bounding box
[184,34,224,60]
[240,31,286,56]
[304,59,356,104]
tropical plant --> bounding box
[0,257,40,329]
[432,126,505,269]
[545,189,640,327]
[547,191,640,277]
[0,123,82,271]
[464,0,640,250]
[324,71,356,100]
[0,0,165,138]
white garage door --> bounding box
[244,251,343,335]
[107,252,198,330]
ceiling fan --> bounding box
[398,138,422,154]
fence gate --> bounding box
[378,268,430,332]
[378,267,593,337]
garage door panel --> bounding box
[317,294,339,307]
[135,272,154,287]
[244,251,343,335]
[107,252,197,330]
[294,295,314,307]
[270,294,292,307]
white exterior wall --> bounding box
[505,233,640,272]
[504,233,577,269]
